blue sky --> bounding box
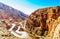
[0,0,60,15]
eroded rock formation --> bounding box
[26,6,60,38]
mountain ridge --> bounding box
[0,2,28,20]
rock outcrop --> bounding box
[26,6,60,38]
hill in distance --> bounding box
[0,2,28,21]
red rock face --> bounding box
[26,6,60,36]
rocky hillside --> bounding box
[0,2,28,20]
[26,6,60,39]
[0,2,28,33]
[0,2,29,39]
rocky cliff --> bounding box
[26,6,60,39]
